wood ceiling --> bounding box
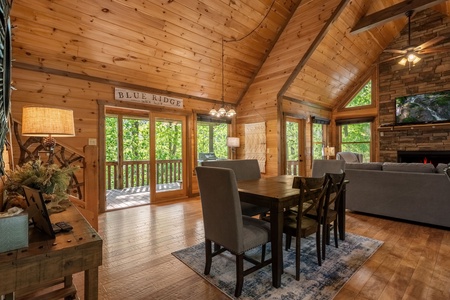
[10,0,450,110]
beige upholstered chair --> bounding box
[311,159,345,178]
[196,166,272,297]
[200,159,269,217]
[336,151,363,163]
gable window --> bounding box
[345,80,372,108]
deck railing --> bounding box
[286,160,299,175]
[106,159,182,190]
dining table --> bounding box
[237,175,347,288]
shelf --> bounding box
[378,122,450,131]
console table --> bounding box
[0,204,102,299]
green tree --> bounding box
[346,81,371,108]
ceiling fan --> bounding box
[382,10,450,69]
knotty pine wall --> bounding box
[10,67,215,195]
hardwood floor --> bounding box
[74,197,450,300]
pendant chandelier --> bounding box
[209,38,236,118]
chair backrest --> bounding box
[196,166,245,253]
[311,159,345,178]
[201,159,261,181]
[336,151,363,163]
[324,172,346,211]
[292,175,328,219]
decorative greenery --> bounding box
[5,159,78,203]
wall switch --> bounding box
[88,138,97,146]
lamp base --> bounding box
[41,136,56,152]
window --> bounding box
[312,123,324,159]
[197,115,229,163]
[345,80,372,108]
[340,122,371,162]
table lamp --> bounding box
[21,106,75,154]
[227,137,240,159]
[324,146,335,160]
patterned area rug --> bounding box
[172,233,382,299]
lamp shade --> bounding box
[22,106,75,137]
[227,137,240,148]
[324,146,335,157]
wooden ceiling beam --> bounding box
[350,0,449,35]
[277,0,351,100]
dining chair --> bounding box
[311,159,345,178]
[318,172,346,260]
[201,159,269,217]
[196,166,272,297]
[283,175,329,280]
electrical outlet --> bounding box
[88,138,97,146]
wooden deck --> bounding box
[106,183,181,210]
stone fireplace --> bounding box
[378,9,450,163]
[397,150,450,166]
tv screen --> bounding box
[395,90,450,125]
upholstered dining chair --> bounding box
[196,166,272,297]
[201,159,269,217]
[283,175,329,280]
[311,159,345,178]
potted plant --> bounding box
[4,159,78,211]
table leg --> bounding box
[84,267,99,299]
[270,205,284,288]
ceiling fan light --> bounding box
[398,58,407,66]
[412,56,421,64]
[407,53,417,62]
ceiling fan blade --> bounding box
[417,47,450,54]
[383,49,406,54]
[380,55,404,63]
[414,36,446,51]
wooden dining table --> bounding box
[237,175,347,288]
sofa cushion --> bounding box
[436,163,450,173]
[382,162,436,173]
[345,162,383,170]
[336,152,361,163]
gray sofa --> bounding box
[345,162,450,228]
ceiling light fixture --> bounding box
[209,38,236,118]
[397,10,421,70]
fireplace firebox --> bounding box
[397,151,450,167]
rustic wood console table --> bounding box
[0,204,102,299]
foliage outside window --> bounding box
[197,121,228,160]
[345,81,371,108]
[312,123,324,159]
[155,119,181,160]
[286,120,299,175]
[341,122,371,162]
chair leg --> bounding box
[333,220,339,248]
[295,235,301,281]
[204,239,212,275]
[322,225,327,261]
[285,234,292,251]
[235,254,244,297]
[316,228,322,266]
[261,244,266,262]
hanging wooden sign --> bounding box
[114,88,183,109]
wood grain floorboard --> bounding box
[72,197,449,299]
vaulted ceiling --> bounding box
[10,0,450,110]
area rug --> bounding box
[172,233,382,299]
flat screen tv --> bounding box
[395,90,450,125]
